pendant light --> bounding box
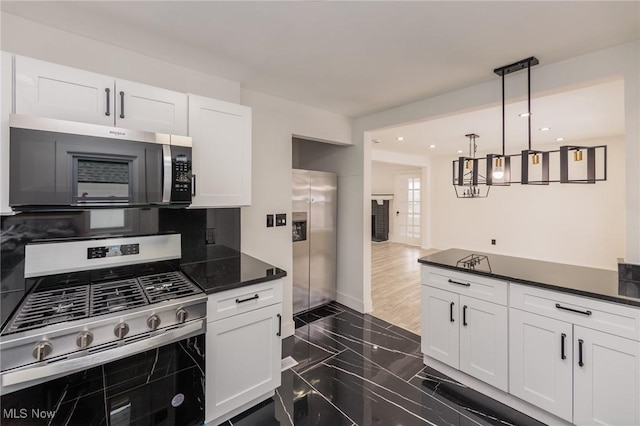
[486,63,513,186]
[453,133,490,198]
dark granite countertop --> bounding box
[418,248,640,308]
[180,245,287,295]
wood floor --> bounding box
[370,241,439,335]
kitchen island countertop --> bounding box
[418,248,640,308]
[181,245,286,295]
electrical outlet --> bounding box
[266,214,274,228]
[206,228,216,245]
[491,239,496,245]
[275,214,287,227]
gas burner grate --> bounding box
[90,279,148,316]
[139,271,202,303]
[3,286,90,334]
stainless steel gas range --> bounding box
[0,233,207,396]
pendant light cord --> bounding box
[528,61,532,151]
[501,73,505,157]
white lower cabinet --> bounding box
[422,266,640,425]
[205,281,282,426]
[421,284,508,391]
[459,295,508,391]
[573,326,640,426]
[421,285,459,369]
[509,308,573,421]
[509,284,640,425]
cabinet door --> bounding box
[459,296,508,391]
[509,308,573,422]
[421,286,459,369]
[1,51,13,214]
[115,79,187,135]
[188,94,251,207]
[574,326,640,426]
[205,303,281,424]
[15,56,114,126]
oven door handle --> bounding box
[162,144,172,203]
[1,320,204,389]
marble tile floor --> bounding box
[224,302,546,426]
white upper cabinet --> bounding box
[114,79,187,135]
[188,94,251,207]
[1,51,13,215]
[15,56,114,126]
[14,55,188,135]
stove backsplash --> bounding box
[0,208,240,325]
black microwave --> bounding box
[9,115,193,210]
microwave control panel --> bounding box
[171,149,192,202]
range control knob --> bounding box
[176,308,188,324]
[32,340,53,361]
[76,331,94,349]
[147,315,161,330]
[114,322,130,339]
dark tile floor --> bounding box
[225,302,546,426]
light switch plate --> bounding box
[266,214,274,228]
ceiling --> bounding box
[371,79,625,158]
[1,1,638,118]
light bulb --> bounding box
[492,157,504,179]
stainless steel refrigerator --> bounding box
[292,169,337,314]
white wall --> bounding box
[430,136,625,270]
[1,12,354,337]
[239,89,352,336]
[1,12,241,102]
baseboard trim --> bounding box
[335,291,366,313]
[423,355,572,426]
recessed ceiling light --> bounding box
[457,150,463,154]
[539,127,551,131]
[518,112,531,117]
[429,144,436,149]
[556,137,565,142]
[396,136,404,141]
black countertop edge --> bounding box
[193,271,287,295]
[180,247,287,295]
[418,250,640,308]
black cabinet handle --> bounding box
[463,305,468,326]
[277,314,282,337]
[192,174,196,197]
[448,279,471,287]
[105,88,111,116]
[449,302,454,322]
[561,333,566,360]
[555,303,592,316]
[578,339,584,367]
[236,294,259,304]
[119,91,125,118]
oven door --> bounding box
[0,334,205,426]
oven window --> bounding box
[75,158,132,201]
